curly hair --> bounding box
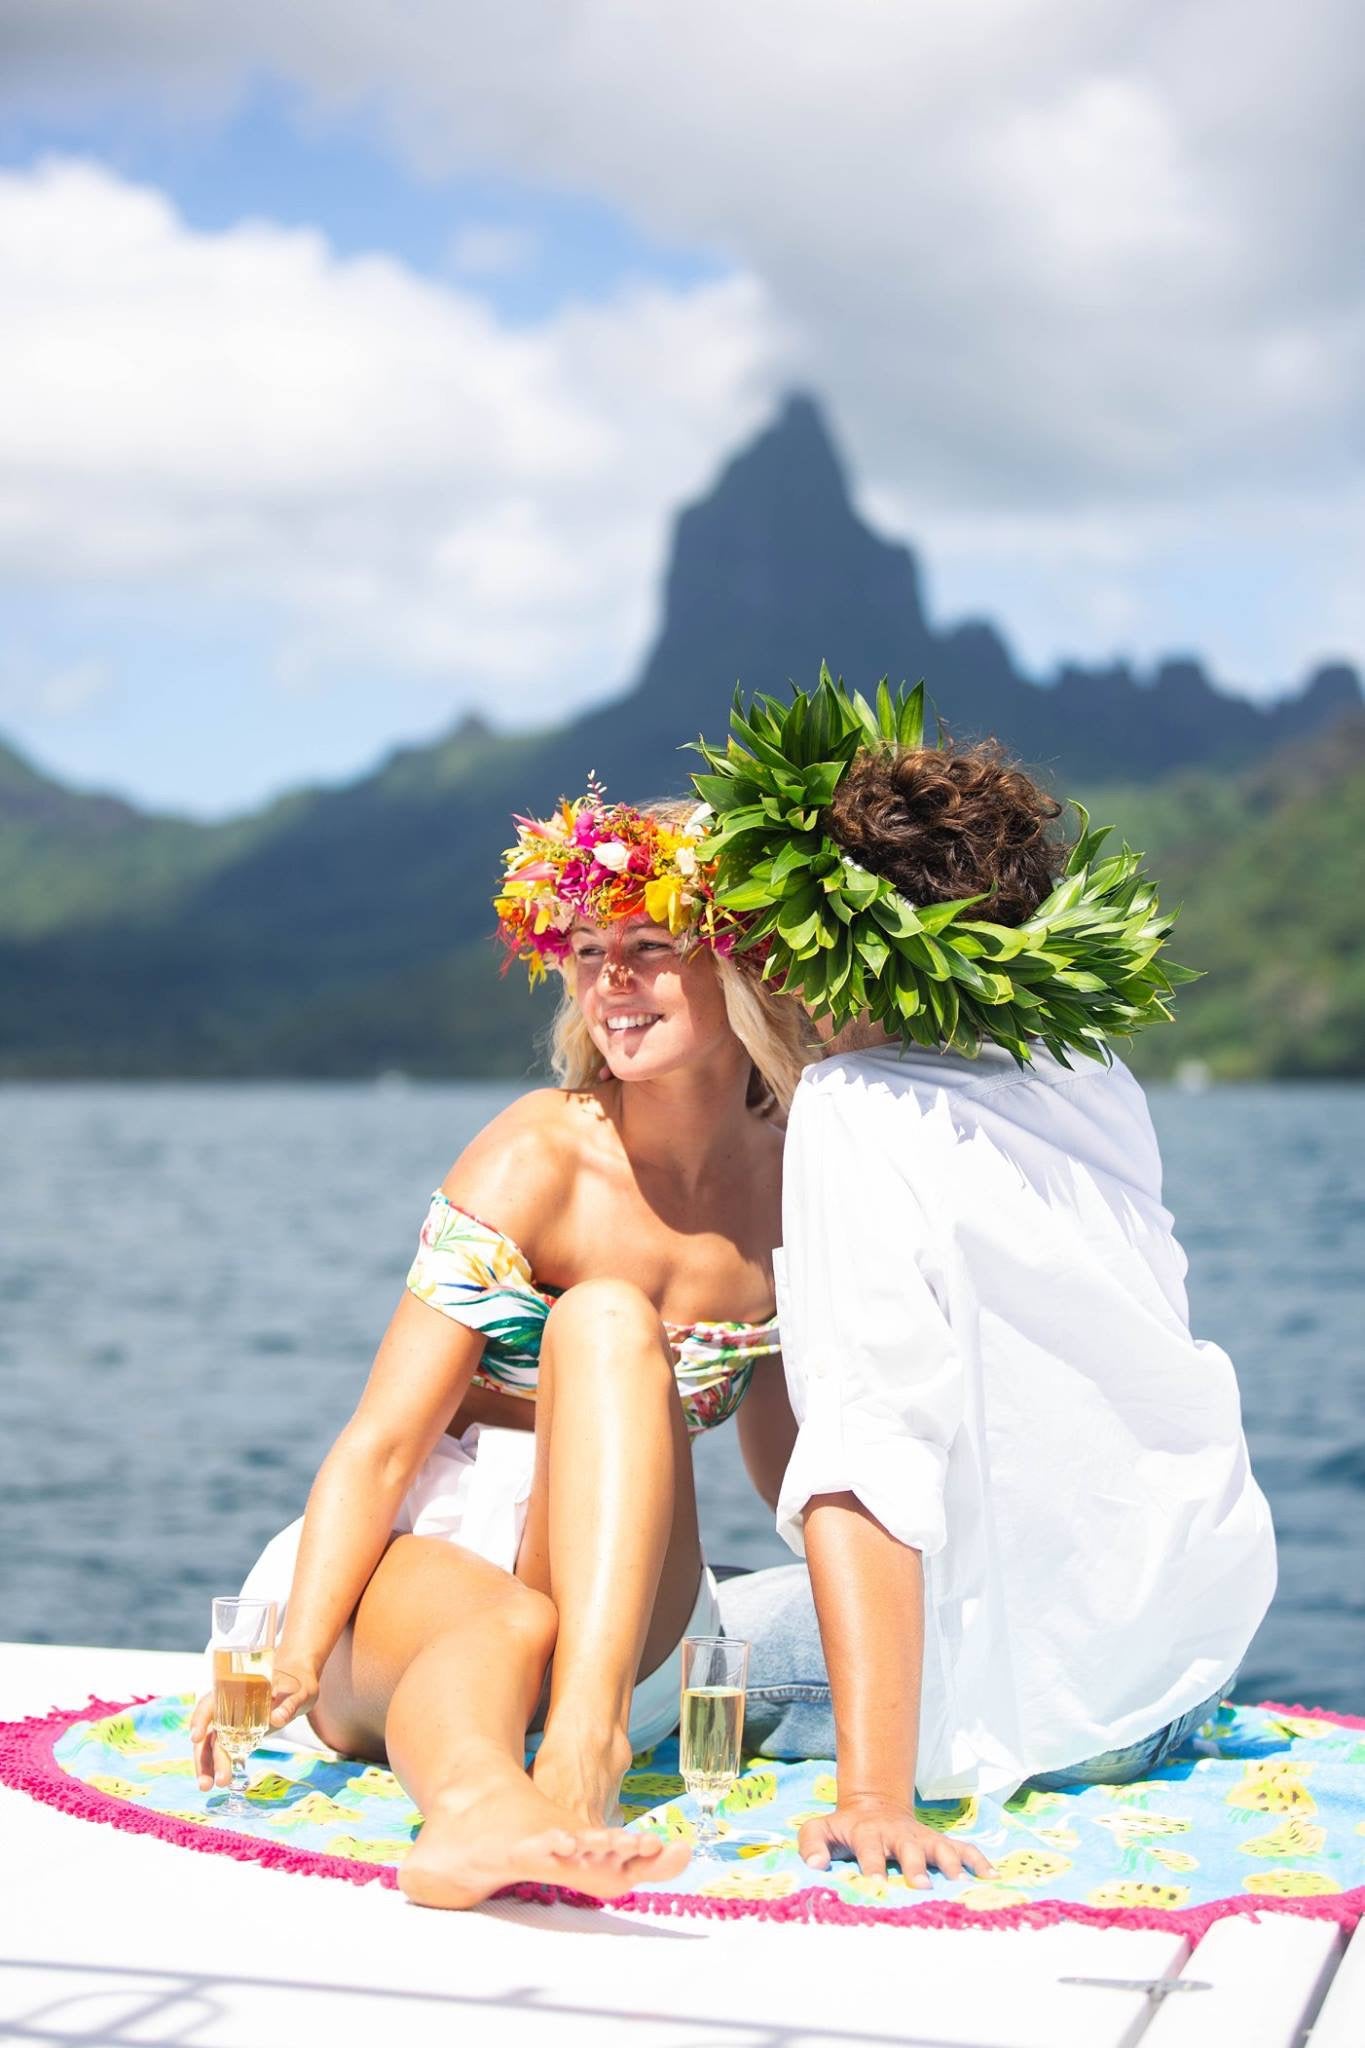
[824,741,1068,927]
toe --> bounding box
[535,1828,580,1859]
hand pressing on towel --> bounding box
[799,1795,994,1887]
[190,1658,321,1791]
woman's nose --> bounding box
[604,955,633,986]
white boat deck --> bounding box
[2,1643,1360,2048]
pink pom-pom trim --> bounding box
[2,1694,1362,1936]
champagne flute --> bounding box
[208,1596,277,1819]
[679,1634,748,1855]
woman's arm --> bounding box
[735,1357,798,1511]
[274,1099,574,1694]
[193,1290,487,1781]
[268,1292,487,1710]
[193,1096,576,1783]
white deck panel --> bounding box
[0,1643,1349,2048]
[1137,1915,1344,2048]
[1306,1921,1365,2048]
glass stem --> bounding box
[227,1755,249,1813]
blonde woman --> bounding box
[191,792,808,1910]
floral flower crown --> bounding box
[493,782,742,986]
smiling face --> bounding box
[569,915,737,1083]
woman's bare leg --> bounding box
[517,1278,703,1824]
[310,1532,687,1909]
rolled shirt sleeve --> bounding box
[774,1071,962,1558]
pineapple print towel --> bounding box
[9,1694,1364,1930]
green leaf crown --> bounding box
[691,663,1197,1065]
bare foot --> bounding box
[532,1721,634,1827]
[400,1773,689,1911]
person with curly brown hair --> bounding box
[703,672,1276,1888]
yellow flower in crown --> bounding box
[493,785,748,983]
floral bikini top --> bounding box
[406,1191,781,1436]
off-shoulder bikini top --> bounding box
[406,1191,781,1436]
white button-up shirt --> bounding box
[774,1043,1277,1799]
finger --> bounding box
[962,1844,995,1878]
[850,1826,888,1880]
[269,1672,314,1726]
[893,1838,930,1889]
[194,1728,216,1791]
[930,1835,964,1881]
[798,1818,834,1869]
[189,1694,213,1742]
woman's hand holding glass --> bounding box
[194,1658,320,1786]
[190,1656,320,1791]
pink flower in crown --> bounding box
[572,811,607,849]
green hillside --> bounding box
[1093,715,1365,1079]
[0,739,244,938]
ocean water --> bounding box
[2,1082,1362,1710]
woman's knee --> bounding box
[366,1536,556,1655]
[542,1277,669,1362]
[497,1577,558,1662]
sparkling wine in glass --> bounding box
[209,1596,277,1819]
[679,1634,748,1853]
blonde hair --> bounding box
[545,798,813,1113]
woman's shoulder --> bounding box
[436,1087,605,1260]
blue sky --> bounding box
[0,79,720,321]
[0,3,1359,816]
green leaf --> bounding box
[897,682,926,749]
[779,912,825,953]
[690,772,746,810]
[800,758,849,807]
[841,861,883,912]
[769,834,820,887]
[715,874,781,913]
[915,895,986,934]
[904,933,952,980]
[856,929,891,975]
[870,893,922,939]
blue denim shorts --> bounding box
[717,1563,1229,1788]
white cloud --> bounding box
[0,157,785,720]
[0,0,1361,704]
[0,654,113,722]
[447,222,539,277]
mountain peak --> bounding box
[631,394,930,708]
[733,389,851,501]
